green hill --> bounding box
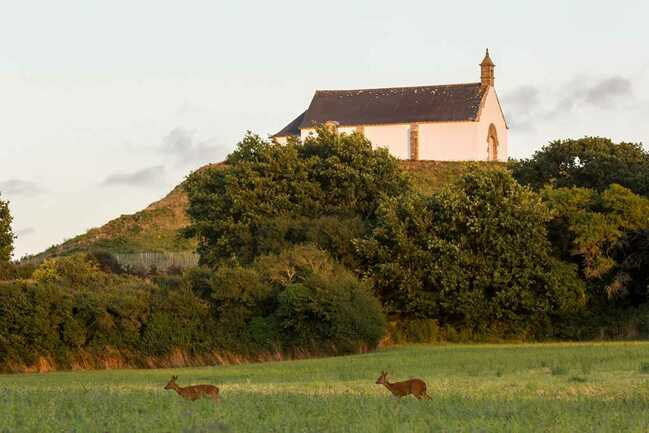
[32,161,503,264]
[37,182,193,258]
[400,160,505,195]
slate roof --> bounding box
[273,82,486,137]
[273,110,306,138]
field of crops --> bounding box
[3,342,649,433]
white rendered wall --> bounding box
[290,87,508,161]
[337,126,358,135]
[300,125,411,159]
[301,126,357,138]
[475,87,509,161]
[274,136,288,145]
[300,128,316,140]
[363,124,411,160]
[418,122,479,160]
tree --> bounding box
[542,184,649,305]
[0,193,14,262]
[510,137,649,196]
[357,168,586,337]
[184,127,410,266]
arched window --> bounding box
[487,124,499,161]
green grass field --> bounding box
[3,342,649,433]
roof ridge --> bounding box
[315,82,481,93]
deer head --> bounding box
[164,375,178,390]
[376,371,388,385]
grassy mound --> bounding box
[32,161,502,260]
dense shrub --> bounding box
[32,254,109,287]
[0,193,13,262]
[358,168,586,337]
[0,255,211,370]
[88,250,125,274]
[187,245,386,354]
[509,138,649,338]
[273,251,386,352]
[0,261,36,281]
[553,302,649,341]
[388,319,440,344]
[141,287,212,356]
[205,262,276,351]
[510,137,649,196]
[542,184,649,305]
[241,215,366,270]
[0,249,386,371]
[184,127,409,266]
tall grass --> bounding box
[3,342,649,432]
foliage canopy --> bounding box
[184,127,409,267]
[357,168,586,337]
[0,193,14,262]
[510,137,649,196]
[542,184,649,305]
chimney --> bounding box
[480,49,495,88]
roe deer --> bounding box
[376,371,431,400]
[164,376,220,402]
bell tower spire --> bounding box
[480,49,495,88]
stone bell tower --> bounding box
[480,49,495,88]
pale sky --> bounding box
[1,0,648,258]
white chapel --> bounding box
[272,50,508,161]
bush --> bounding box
[276,277,385,353]
[0,261,37,281]
[0,246,386,370]
[552,301,649,341]
[358,168,587,337]
[0,254,218,370]
[246,316,281,351]
[271,246,386,352]
[32,254,107,288]
[194,245,387,354]
[88,250,124,274]
[205,262,275,351]
[0,193,13,263]
[141,287,212,356]
[542,185,649,305]
[510,137,649,196]
[389,319,440,344]
[184,127,409,267]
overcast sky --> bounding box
[1,0,648,258]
